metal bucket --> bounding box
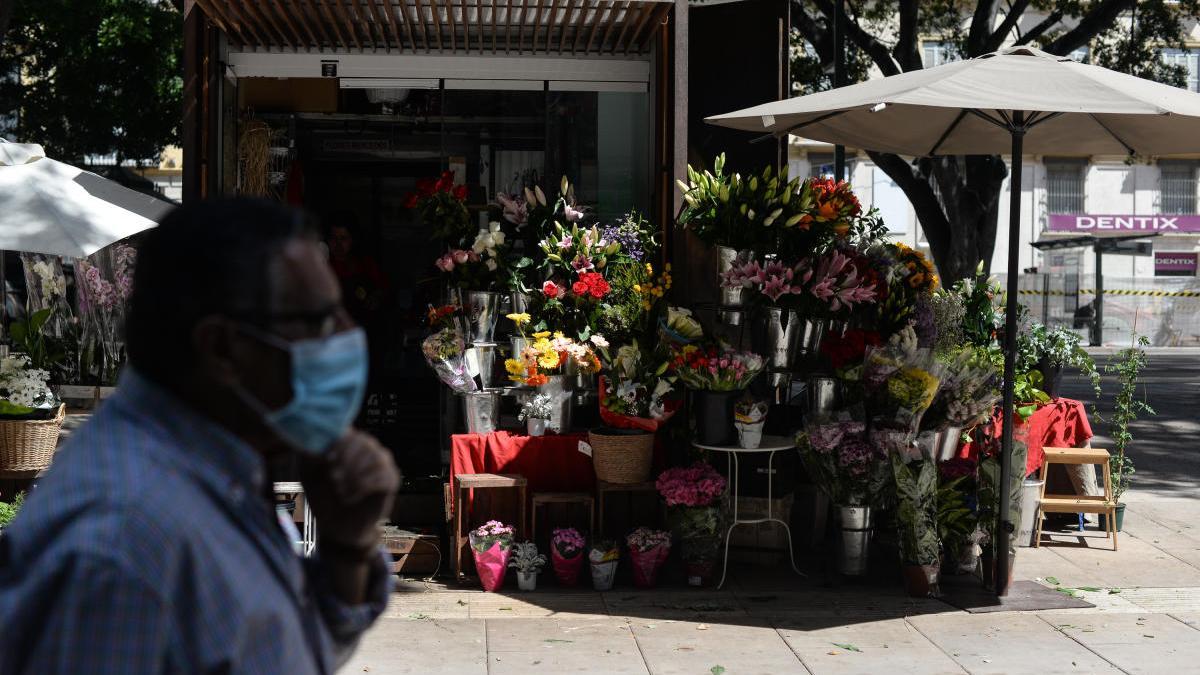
[464,343,497,389]
[807,377,840,417]
[717,246,754,307]
[463,291,502,342]
[461,391,500,434]
[752,307,802,372]
[510,336,528,359]
[535,375,573,433]
[1018,478,1044,547]
[509,291,531,315]
[838,505,873,576]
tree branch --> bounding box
[982,0,1030,54]
[894,0,921,71]
[1014,10,1064,46]
[966,0,999,56]
[1042,0,1135,55]
[793,4,832,63]
[812,0,902,76]
[867,150,952,253]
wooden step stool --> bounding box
[1035,447,1118,550]
[452,473,528,580]
[531,492,595,541]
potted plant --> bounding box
[508,541,547,591]
[468,520,515,592]
[550,527,586,586]
[0,491,25,538]
[892,454,942,597]
[670,343,764,446]
[658,462,727,586]
[625,527,671,588]
[1023,323,1101,400]
[588,540,620,590]
[591,339,680,484]
[518,393,554,437]
[1098,334,1154,532]
[0,352,66,473]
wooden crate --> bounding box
[381,529,442,576]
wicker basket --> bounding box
[0,404,66,472]
[590,427,655,484]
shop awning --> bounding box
[194,0,672,56]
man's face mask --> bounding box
[235,325,369,455]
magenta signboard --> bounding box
[1155,252,1197,277]
[1048,214,1200,233]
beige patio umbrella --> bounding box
[708,46,1200,595]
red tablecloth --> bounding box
[450,431,595,495]
[958,398,1093,476]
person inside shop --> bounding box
[0,198,400,673]
[326,214,390,333]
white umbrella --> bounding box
[707,46,1200,595]
[0,139,172,258]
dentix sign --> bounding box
[1048,214,1200,233]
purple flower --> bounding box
[570,253,594,272]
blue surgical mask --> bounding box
[236,326,369,455]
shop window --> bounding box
[1161,48,1200,91]
[1160,161,1198,214]
[1046,160,1086,214]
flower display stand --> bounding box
[452,473,527,581]
[530,492,594,542]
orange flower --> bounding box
[797,213,814,231]
[527,373,549,387]
[816,202,837,221]
[833,221,851,236]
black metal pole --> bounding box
[996,111,1026,597]
[833,0,846,181]
[1093,244,1104,346]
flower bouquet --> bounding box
[796,418,889,507]
[469,520,515,592]
[550,527,586,586]
[508,541,547,591]
[862,327,943,439]
[672,344,764,445]
[505,332,602,388]
[588,540,620,590]
[405,170,471,243]
[734,397,769,449]
[658,462,726,586]
[918,348,1001,459]
[0,354,60,419]
[421,323,476,395]
[598,340,679,432]
[626,527,671,588]
[658,305,701,346]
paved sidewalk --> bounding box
[345,493,1200,674]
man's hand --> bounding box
[300,430,400,555]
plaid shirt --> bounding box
[0,370,391,674]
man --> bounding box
[0,199,401,673]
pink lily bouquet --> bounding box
[720,247,881,318]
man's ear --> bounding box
[192,316,240,386]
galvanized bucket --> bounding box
[933,425,965,462]
[464,343,497,390]
[463,291,502,343]
[806,377,840,417]
[535,375,573,433]
[717,246,755,308]
[461,391,501,434]
[838,505,873,576]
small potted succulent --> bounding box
[508,541,547,591]
[469,520,515,592]
[625,527,671,588]
[588,540,620,591]
[550,527,586,586]
[518,393,554,437]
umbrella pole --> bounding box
[996,111,1026,596]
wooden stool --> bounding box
[453,473,528,580]
[597,479,660,537]
[1035,447,1118,551]
[531,492,595,541]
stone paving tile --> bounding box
[1112,586,1200,612]
[1046,613,1200,675]
[908,611,1122,674]
[1035,531,1200,588]
[628,619,808,675]
[735,588,952,622]
[468,591,609,618]
[776,617,967,675]
[487,618,649,674]
[1168,612,1200,630]
[342,618,486,674]
[1032,585,1148,615]
[382,591,473,619]
[602,591,752,622]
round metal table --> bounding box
[693,435,804,589]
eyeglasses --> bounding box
[230,306,344,340]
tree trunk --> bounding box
[869,151,1007,286]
